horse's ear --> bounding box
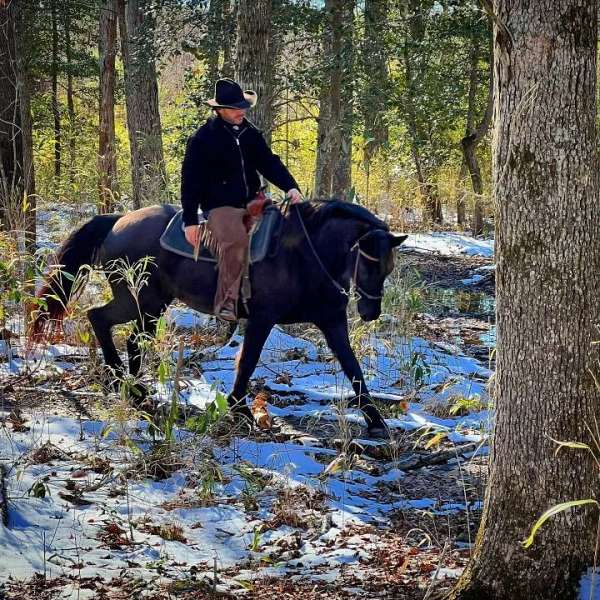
[390,233,407,247]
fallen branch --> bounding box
[399,442,480,471]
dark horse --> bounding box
[33,201,406,436]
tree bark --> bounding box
[118,0,167,209]
[314,0,354,200]
[330,0,353,200]
[98,0,118,213]
[449,2,600,598]
[235,0,274,143]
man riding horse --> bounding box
[181,78,303,322]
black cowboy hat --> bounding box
[205,78,257,109]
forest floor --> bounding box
[0,233,497,599]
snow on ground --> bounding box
[0,228,495,596]
[402,232,494,258]
[0,310,491,596]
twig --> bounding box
[0,463,8,526]
[422,541,450,600]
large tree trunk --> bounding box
[98,0,118,213]
[235,0,274,143]
[461,28,493,236]
[449,2,600,599]
[314,0,354,200]
[118,0,167,209]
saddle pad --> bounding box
[159,207,283,264]
[159,211,216,262]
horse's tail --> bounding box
[31,213,122,339]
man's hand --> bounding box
[287,188,302,204]
[184,224,200,247]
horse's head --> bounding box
[352,229,407,322]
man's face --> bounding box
[217,107,247,125]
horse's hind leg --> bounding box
[317,319,387,435]
[88,286,140,380]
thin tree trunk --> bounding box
[235,0,273,142]
[314,82,334,197]
[331,0,354,200]
[64,5,76,185]
[118,0,167,209]
[98,0,118,213]
[449,2,600,598]
[0,0,22,232]
[14,7,35,255]
[363,0,388,164]
[403,16,441,224]
[456,160,467,227]
[51,0,61,183]
[461,28,493,236]
[314,0,354,199]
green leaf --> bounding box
[522,499,599,549]
[157,361,170,384]
[28,480,47,498]
[215,392,229,416]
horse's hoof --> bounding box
[367,424,391,439]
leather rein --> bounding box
[293,204,384,301]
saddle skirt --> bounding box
[159,206,283,264]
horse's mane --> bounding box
[294,199,389,231]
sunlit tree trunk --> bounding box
[449,2,600,598]
[118,0,167,209]
[98,0,118,213]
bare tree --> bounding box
[449,2,600,598]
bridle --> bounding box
[294,204,384,301]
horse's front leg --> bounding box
[317,319,388,436]
[228,317,274,420]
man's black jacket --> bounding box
[180,116,299,226]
